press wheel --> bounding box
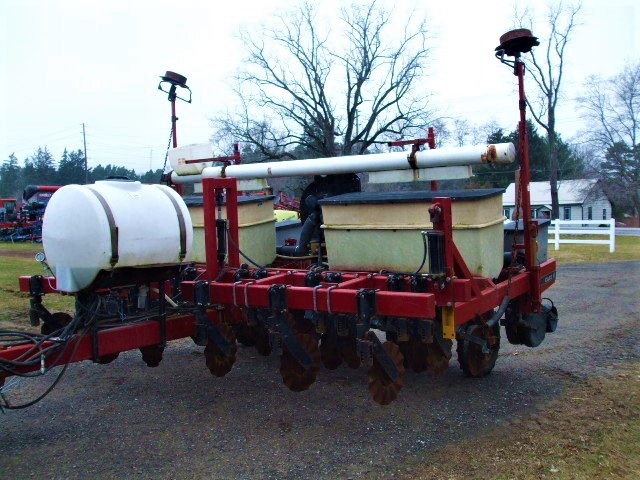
[279,332,320,392]
[457,323,500,377]
[339,335,361,369]
[320,333,342,370]
[234,324,256,347]
[425,339,452,376]
[204,323,238,377]
[404,337,429,373]
[140,343,164,367]
[368,341,405,405]
[252,324,273,356]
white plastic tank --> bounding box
[42,180,193,292]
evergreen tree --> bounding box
[139,169,164,183]
[88,164,139,182]
[30,147,57,185]
[471,121,584,188]
[58,149,86,185]
[0,154,22,197]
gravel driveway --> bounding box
[2,261,639,480]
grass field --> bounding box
[0,242,73,328]
[548,235,640,263]
[409,362,640,480]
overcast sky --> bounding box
[1,0,638,172]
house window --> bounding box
[504,208,510,219]
[564,207,571,220]
[587,206,592,220]
[603,209,607,220]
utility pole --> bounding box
[82,123,88,184]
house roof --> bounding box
[503,179,599,206]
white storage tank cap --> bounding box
[42,180,193,292]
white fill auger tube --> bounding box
[170,142,515,184]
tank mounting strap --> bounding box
[87,187,119,267]
[157,188,188,262]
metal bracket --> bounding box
[157,281,167,347]
[207,324,233,356]
[356,288,377,337]
[325,272,342,283]
[456,326,490,354]
[268,284,288,313]
[415,319,434,342]
[267,284,313,370]
[357,289,377,321]
[192,309,209,346]
[367,330,400,381]
[194,280,210,307]
[441,305,456,340]
[29,275,44,296]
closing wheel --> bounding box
[368,341,405,405]
[426,337,452,376]
[234,324,256,347]
[404,337,430,373]
[252,323,273,356]
[279,332,320,392]
[457,323,500,377]
[204,323,238,377]
[320,333,342,370]
[226,306,255,347]
[140,343,164,367]
[338,336,361,369]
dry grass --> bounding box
[0,242,73,329]
[407,363,640,480]
[549,235,640,264]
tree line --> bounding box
[0,147,162,198]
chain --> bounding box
[161,127,174,174]
[506,168,523,296]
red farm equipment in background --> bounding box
[0,186,60,242]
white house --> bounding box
[502,179,612,221]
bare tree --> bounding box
[579,62,640,217]
[212,1,435,160]
[517,3,580,219]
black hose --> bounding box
[276,212,319,257]
[226,232,265,269]
[413,232,428,275]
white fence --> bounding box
[548,219,616,252]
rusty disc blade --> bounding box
[425,340,451,376]
[290,310,315,335]
[252,324,273,356]
[404,338,429,374]
[368,341,405,405]
[338,336,361,369]
[204,323,238,377]
[458,323,500,377]
[140,343,164,367]
[280,332,320,392]
[320,333,342,370]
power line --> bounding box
[82,123,88,184]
